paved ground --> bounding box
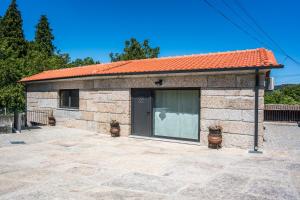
[0,123,299,200]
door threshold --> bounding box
[129,135,201,146]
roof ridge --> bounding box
[122,48,268,63]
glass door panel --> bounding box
[153,90,199,140]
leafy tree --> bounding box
[0,58,23,86]
[24,41,70,75]
[46,53,70,69]
[0,84,25,112]
[0,57,26,111]
[68,57,100,67]
[281,85,300,102]
[0,0,27,58]
[265,84,300,105]
[34,15,55,56]
[110,38,159,62]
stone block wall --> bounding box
[200,88,264,149]
[26,72,265,149]
[27,88,131,136]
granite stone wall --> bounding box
[26,72,265,149]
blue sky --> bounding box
[1,0,299,84]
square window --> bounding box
[59,89,79,109]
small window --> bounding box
[59,89,79,109]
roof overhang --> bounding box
[22,64,283,84]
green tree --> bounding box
[34,15,55,56]
[0,0,27,58]
[110,38,159,62]
[0,57,26,111]
[0,58,22,86]
[24,41,70,75]
[281,85,300,103]
[68,57,100,67]
[265,84,300,105]
[0,84,25,112]
[0,0,103,112]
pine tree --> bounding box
[0,0,27,58]
[34,15,55,56]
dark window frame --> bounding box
[59,89,79,109]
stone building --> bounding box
[20,48,283,149]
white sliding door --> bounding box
[153,90,199,140]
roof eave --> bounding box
[20,64,284,84]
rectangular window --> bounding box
[59,89,79,109]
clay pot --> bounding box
[208,129,222,149]
[110,127,120,137]
[48,116,56,126]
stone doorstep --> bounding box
[129,135,202,146]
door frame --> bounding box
[131,88,201,142]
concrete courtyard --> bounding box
[0,123,299,200]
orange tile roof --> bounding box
[20,48,282,82]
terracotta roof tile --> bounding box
[20,48,281,82]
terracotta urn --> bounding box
[110,120,120,137]
[110,127,120,137]
[208,125,222,149]
[48,116,56,126]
